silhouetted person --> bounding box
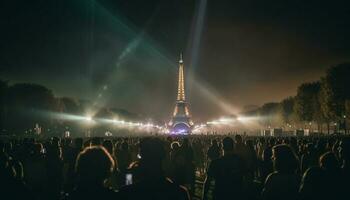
[170,141,181,162]
[46,141,63,200]
[23,143,48,200]
[116,140,131,188]
[0,152,35,200]
[234,135,249,161]
[339,137,350,173]
[203,137,245,200]
[119,137,190,200]
[339,138,350,197]
[319,152,342,198]
[176,138,195,192]
[67,146,118,200]
[261,144,299,200]
[103,140,114,155]
[299,151,342,200]
[193,139,205,174]
[207,139,221,161]
[300,143,318,173]
[260,139,274,182]
[117,140,131,173]
[299,166,324,200]
[245,139,258,180]
[170,141,183,183]
[64,138,83,192]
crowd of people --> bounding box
[1,133,350,200]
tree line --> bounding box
[0,81,139,134]
[244,63,350,134]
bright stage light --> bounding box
[46,110,167,133]
[206,117,236,125]
[237,116,250,122]
[171,128,188,135]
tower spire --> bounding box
[177,53,185,101]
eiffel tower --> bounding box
[169,54,193,134]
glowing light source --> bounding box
[44,110,167,133]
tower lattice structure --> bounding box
[169,54,193,134]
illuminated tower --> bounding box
[169,53,193,134]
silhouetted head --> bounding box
[290,137,297,148]
[320,151,339,171]
[222,137,234,152]
[269,138,276,147]
[171,141,180,150]
[75,146,115,186]
[139,137,165,163]
[166,136,173,143]
[211,139,218,147]
[182,138,190,147]
[74,138,83,150]
[121,141,129,151]
[91,137,102,146]
[102,140,114,155]
[46,143,62,159]
[30,143,43,157]
[235,134,243,144]
[316,139,326,152]
[272,144,298,173]
[245,140,254,148]
[262,146,272,161]
[305,143,314,152]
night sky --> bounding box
[1,0,350,121]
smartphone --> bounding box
[125,173,133,185]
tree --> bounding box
[279,97,295,124]
[319,63,350,133]
[0,80,9,130]
[294,82,321,129]
[58,97,81,114]
[313,88,327,132]
[320,63,350,120]
[5,83,56,132]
